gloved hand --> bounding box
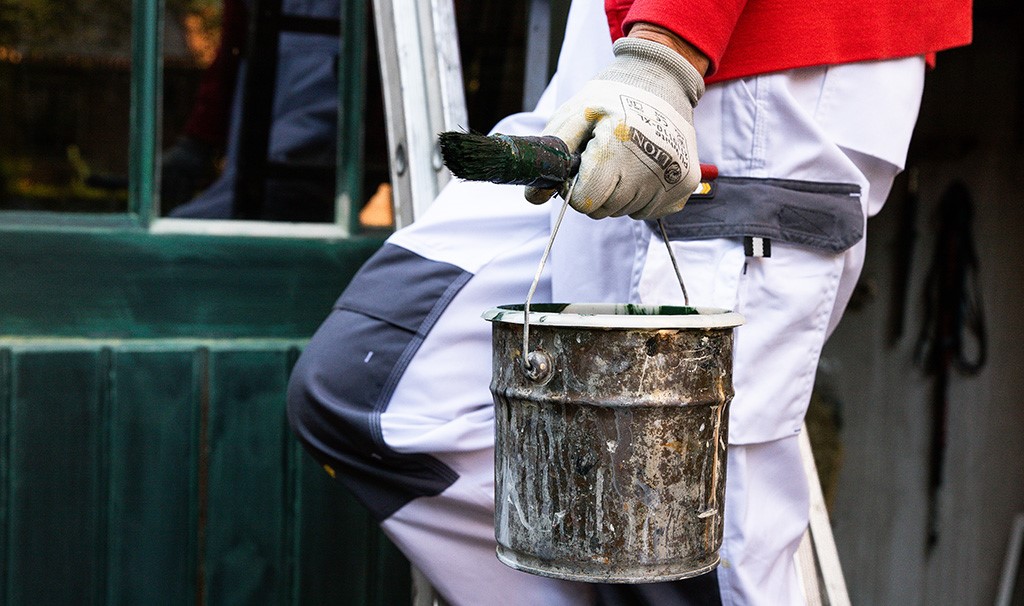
[525,37,704,220]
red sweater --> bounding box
[605,0,973,84]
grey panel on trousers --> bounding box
[655,177,863,253]
[288,244,470,520]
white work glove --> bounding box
[525,37,704,220]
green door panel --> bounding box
[1,0,414,602]
[4,349,108,605]
[0,228,382,339]
[204,348,292,604]
[1,341,411,606]
[107,348,198,605]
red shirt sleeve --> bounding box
[605,0,971,84]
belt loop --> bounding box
[744,236,771,258]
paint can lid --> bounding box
[482,303,744,329]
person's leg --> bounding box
[287,3,626,599]
[551,57,927,605]
[716,438,808,606]
[382,452,597,606]
[628,231,818,606]
[287,156,605,604]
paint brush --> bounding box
[438,131,579,189]
[438,130,718,190]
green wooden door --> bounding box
[0,1,409,604]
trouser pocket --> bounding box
[652,177,863,254]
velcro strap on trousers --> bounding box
[652,177,864,254]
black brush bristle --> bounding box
[438,131,519,183]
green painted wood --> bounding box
[339,0,368,235]
[6,350,107,605]
[372,531,416,605]
[1,349,11,606]
[106,349,198,605]
[293,443,373,605]
[1,343,412,605]
[0,228,381,339]
[286,349,410,606]
[294,444,398,605]
[204,349,292,604]
[1,2,411,602]
[129,0,160,223]
[290,349,418,605]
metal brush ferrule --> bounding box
[497,134,579,188]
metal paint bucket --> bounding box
[483,303,743,583]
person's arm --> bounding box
[620,0,747,77]
[627,23,709,77]
[523,26,708,219]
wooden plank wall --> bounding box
[0,341,409,606]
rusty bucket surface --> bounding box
[483,303,743,583]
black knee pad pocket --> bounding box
[287,243,471,520]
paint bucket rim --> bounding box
[482,303,744,329]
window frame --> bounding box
[0,0,369,241]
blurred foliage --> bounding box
[0,0,220,53]
[0,0,19,45]
[0,0,131,52]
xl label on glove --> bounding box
[621,95,691,191]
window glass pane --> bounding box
[0,0,131,213]
[354,11,389,232]
[353,1,530,234]
[160,0,224,217]
[456,1,528,135]
[148,0,534,229]
[160,0,345,223]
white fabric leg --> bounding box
[717,438,809,606]
[378,173,580,606]
[382,448,596,606]
[381,211,550,458]
[825,147,903,338]
[554,51,926,605]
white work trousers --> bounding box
[292,1,926,604]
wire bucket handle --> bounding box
[520,184,690,383]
